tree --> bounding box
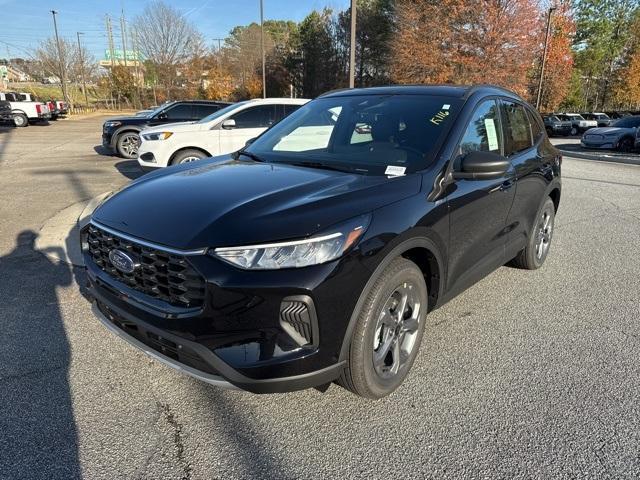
[531,1,576,111]
[110,66,136,104]
[133,0,201,92]
[391,0,541,97]
[612,12,640,107]
[573,0,640,108]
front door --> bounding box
[218,104,277,154]
[446,99,516,292]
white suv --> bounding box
[137,98,309,170]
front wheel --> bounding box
[171,149,206,165]
[116,132,141,159]
[13,113,28,127]
[619,137,634,152]
[511,197,555,270]
[570,126,578,136]
[338,258,428,399]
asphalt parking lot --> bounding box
[1,115,640,479]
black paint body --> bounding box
[85,85,562,393]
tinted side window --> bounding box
[283,104,302,118]
[501,101,533,155]
[163,104,193,119]
[459,100,502,155]
[231,105,276,128]
[194,104,221,118]
[527,108,544,142]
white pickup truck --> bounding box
[0,91,50,127]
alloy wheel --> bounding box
[120,134,140,157]
[372,281,422,379]
[180,156,201,164]
[535,208,554,260]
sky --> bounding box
[0,0,351,61]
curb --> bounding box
[36,191,112,267]
[557,147,640,166]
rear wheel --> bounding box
[171,149,206,165]
[13,113,28,127]
[619,137,634,152]
[511,197,555,270]
[338,258,428,399]
[116,132,141,159]
[570,126,578,136]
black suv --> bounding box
[542,114,572,136]
[83,85,561,399]
[0,100,12,123]
[102,100,231,158]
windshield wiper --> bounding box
[282,161,359,173]
[234,151,266,162]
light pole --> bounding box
[260,0,266,98]
[349,0,356,88]
[50,10,69,106]
[76,32,89,108]
[536,6,556,110]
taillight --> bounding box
[36,104,42,114]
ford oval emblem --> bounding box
[108,249,137,274]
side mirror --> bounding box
[157,112,167,120]
[221,119,236,130]
[453,151,510,180]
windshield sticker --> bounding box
[484,118,499,151]
[442,104,450,110]
[385,165,406,177]
[430,109,450,126]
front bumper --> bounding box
[83,225,370,393]
[581,140,617,149]
[137,140,172,168]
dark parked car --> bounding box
[102,100,231,158]
[581,112,611,127]
[0,100,13,123]
[83,85,562,398]
[581,115,640,151]
[542,115,572,136]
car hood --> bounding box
[142,121,202,134]
[92,158,421,250]
[585,126,632,136]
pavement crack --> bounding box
[157,401,193,480]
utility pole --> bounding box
[106,14,117,109]
[536,6,556,110]
[260,0,266,98]
[349,0,356,88]
[131,28,142,108]
[50,10,70,106]
[120,9,128,69]
[76,32,89,108]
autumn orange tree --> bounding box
[532,1,576,112]
[391,0,541,97]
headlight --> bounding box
[142,132,173,141]
[211,215,370,270]
[104,121,122,128]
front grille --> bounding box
[87,224,206,308]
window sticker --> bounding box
[484,118,499,151]
[430,109,450,126]
[385,165,406,176]
[442,104,450,110]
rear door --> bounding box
[447,99,516,291]
[500,100,549,257]
[218,104,277,154]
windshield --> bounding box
[245,94,462,175]
[548,116,560,122]
[197,101,247,124]
[612,116,640,128]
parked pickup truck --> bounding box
[18,93,60,120]
[0,92,50,127]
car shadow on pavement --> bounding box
[115,160,145,180]
[93,145,113,156]
[0,231,81,480]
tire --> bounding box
[338,257,428,399]
[511,197,555,270]
[13,113,28,128]
[618,137,633,152]
[116,132,141,159]
[171,149,206,165]
[570,126,578,136]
